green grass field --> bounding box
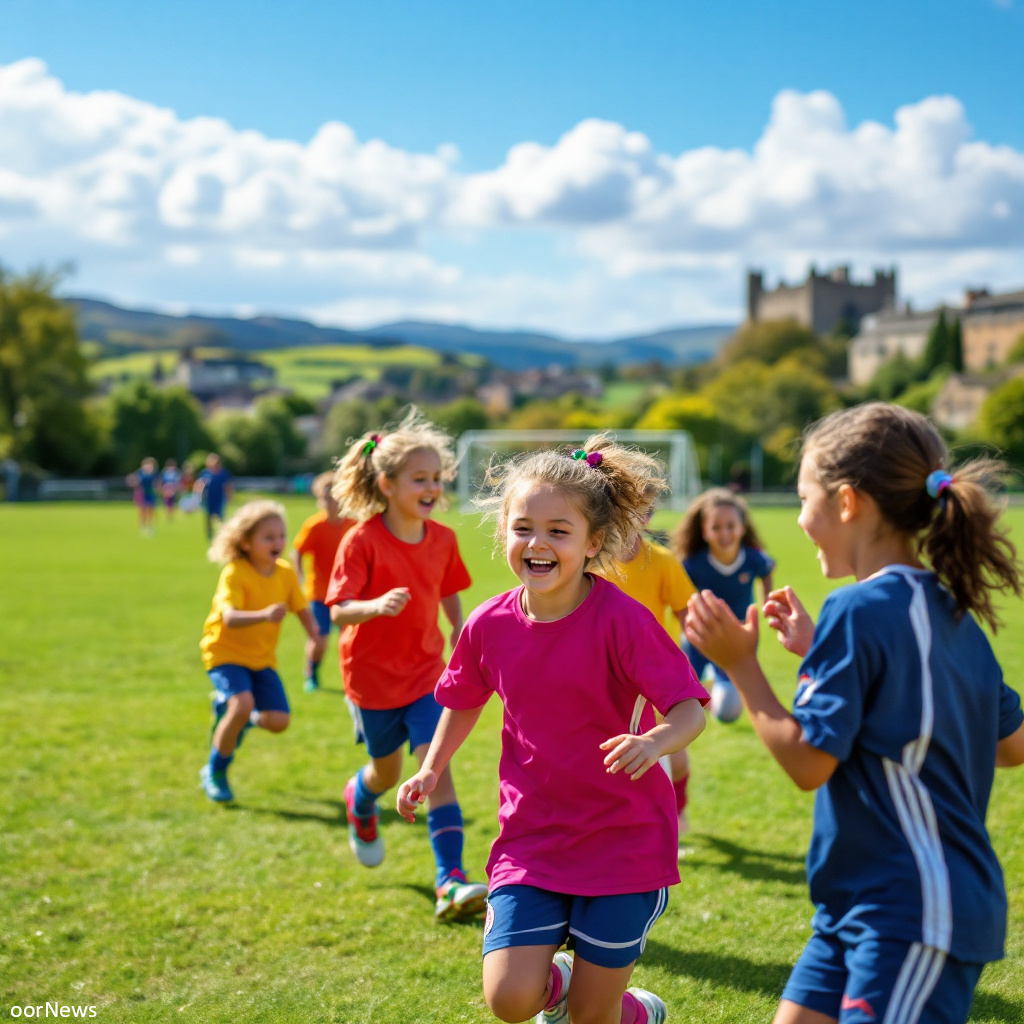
[1,501,1022,1023]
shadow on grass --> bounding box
[971,989,1024,1022]
[642,938,791,997]
[682,833,806,887]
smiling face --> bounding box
[380,448,443,527]
[702,503,743,563]
[505,482,603,620]
[796,455,850,579]
[241,515,287,574]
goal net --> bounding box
[454,430,701,511]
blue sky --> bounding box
[0,0,1022,336]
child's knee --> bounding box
[483,979,542,1023]
[261,712,289,733]
[229,692,255,717]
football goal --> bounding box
[454,430,701,511]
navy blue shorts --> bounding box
[352,691,444,758]
[680,639,729,685]
[482,884,668,969]
[208,665,290,714]
[783,932,984,1024]
[310,600,332,636]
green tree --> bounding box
[0,265,104,474]
[107,380,211,472]
[426,397,490,437]
[948,317,963,372]
[922,310,951,375]
[718,319,821,368]
[209,396,308,476]
[978,377,1024,467]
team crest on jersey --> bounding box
[739,572,751,585]
[795,673,820,707]
[484,901,495,936]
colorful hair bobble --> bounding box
[361,434,381,457]
[571,449,603,468]
[926,469,953,499]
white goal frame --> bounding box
[455,430,701,511]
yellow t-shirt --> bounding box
[595,539,696,643]
[200,557,307,670]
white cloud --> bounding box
[1,58,1022,334]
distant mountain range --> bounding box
[70,296,734,371]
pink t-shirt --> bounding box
[436,574,709,896]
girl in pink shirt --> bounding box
[398,435,709,1024]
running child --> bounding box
[594,488,698,836]
[670,488,774,722]
[160,458,182,521]
[196,452,234,541]
[126,456,159,535]
[291,471,356,693]
[684,403,1024,1024]
[199,500,319,803]
[397,436,709,1024]
[325,409,485,922]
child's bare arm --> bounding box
[330,588,411,625]
[601,698,705,780]
[997,723,1024,767]
[296,606,319,643]
[441,593,464,646]
[685,590,837,791]
[397,705,485,820]
[291,549,304,587]
[223,604,286,627]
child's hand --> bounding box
[600,733,661,780]
[684,590,758,670]
[396,770,437,822]
[762,586,814,658]
[375,588,411,617]
[263,603,287,623]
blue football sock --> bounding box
[353,767,383,818]
[209,748,233,775]
[427,803,465,888]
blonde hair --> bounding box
[670,488,765,561]
[801,402,1021,631]
[331,406,456,521]
[481,433,667,571]
[207,500,287,564]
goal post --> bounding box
[454,430,701,511]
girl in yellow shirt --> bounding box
[199,500,319,802]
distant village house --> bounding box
[962,287,1024,371]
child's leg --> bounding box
[482,945,562,1023]
[566,957,636,1024]
[212,691,255,756]
[304,602,330,689]
[249,668,291,734]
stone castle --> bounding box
[747,265,896,336]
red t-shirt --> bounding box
[293,511,356,603]
[324,515,472,710]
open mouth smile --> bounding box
[524,558,556,575]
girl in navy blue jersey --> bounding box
[685,403,1024,1024]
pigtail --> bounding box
[921,459,1021,632]
[332,433,386,520]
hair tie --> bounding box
[361,433,381,457]
[925,469,953,499]
[572,449,603,468]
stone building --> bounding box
[747,265,896,336]
[847,305,951,387]
[962,287,1024,371]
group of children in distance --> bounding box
[127,453,231,537]
[195,403,1024,1024]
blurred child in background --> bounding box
[199,500,319,803]
[326,408,485,922]
[685,403,1024,1024]
[671,488,774,722]
[196,453,234,541]
[126,456,159,536]
[160,458,182,521]
[398,436,708,1024]
[292,471,355,693]
[594,485,698,836]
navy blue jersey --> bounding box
[683,545,775,620]
[793,566,1022,963]
[137,469,157,501]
